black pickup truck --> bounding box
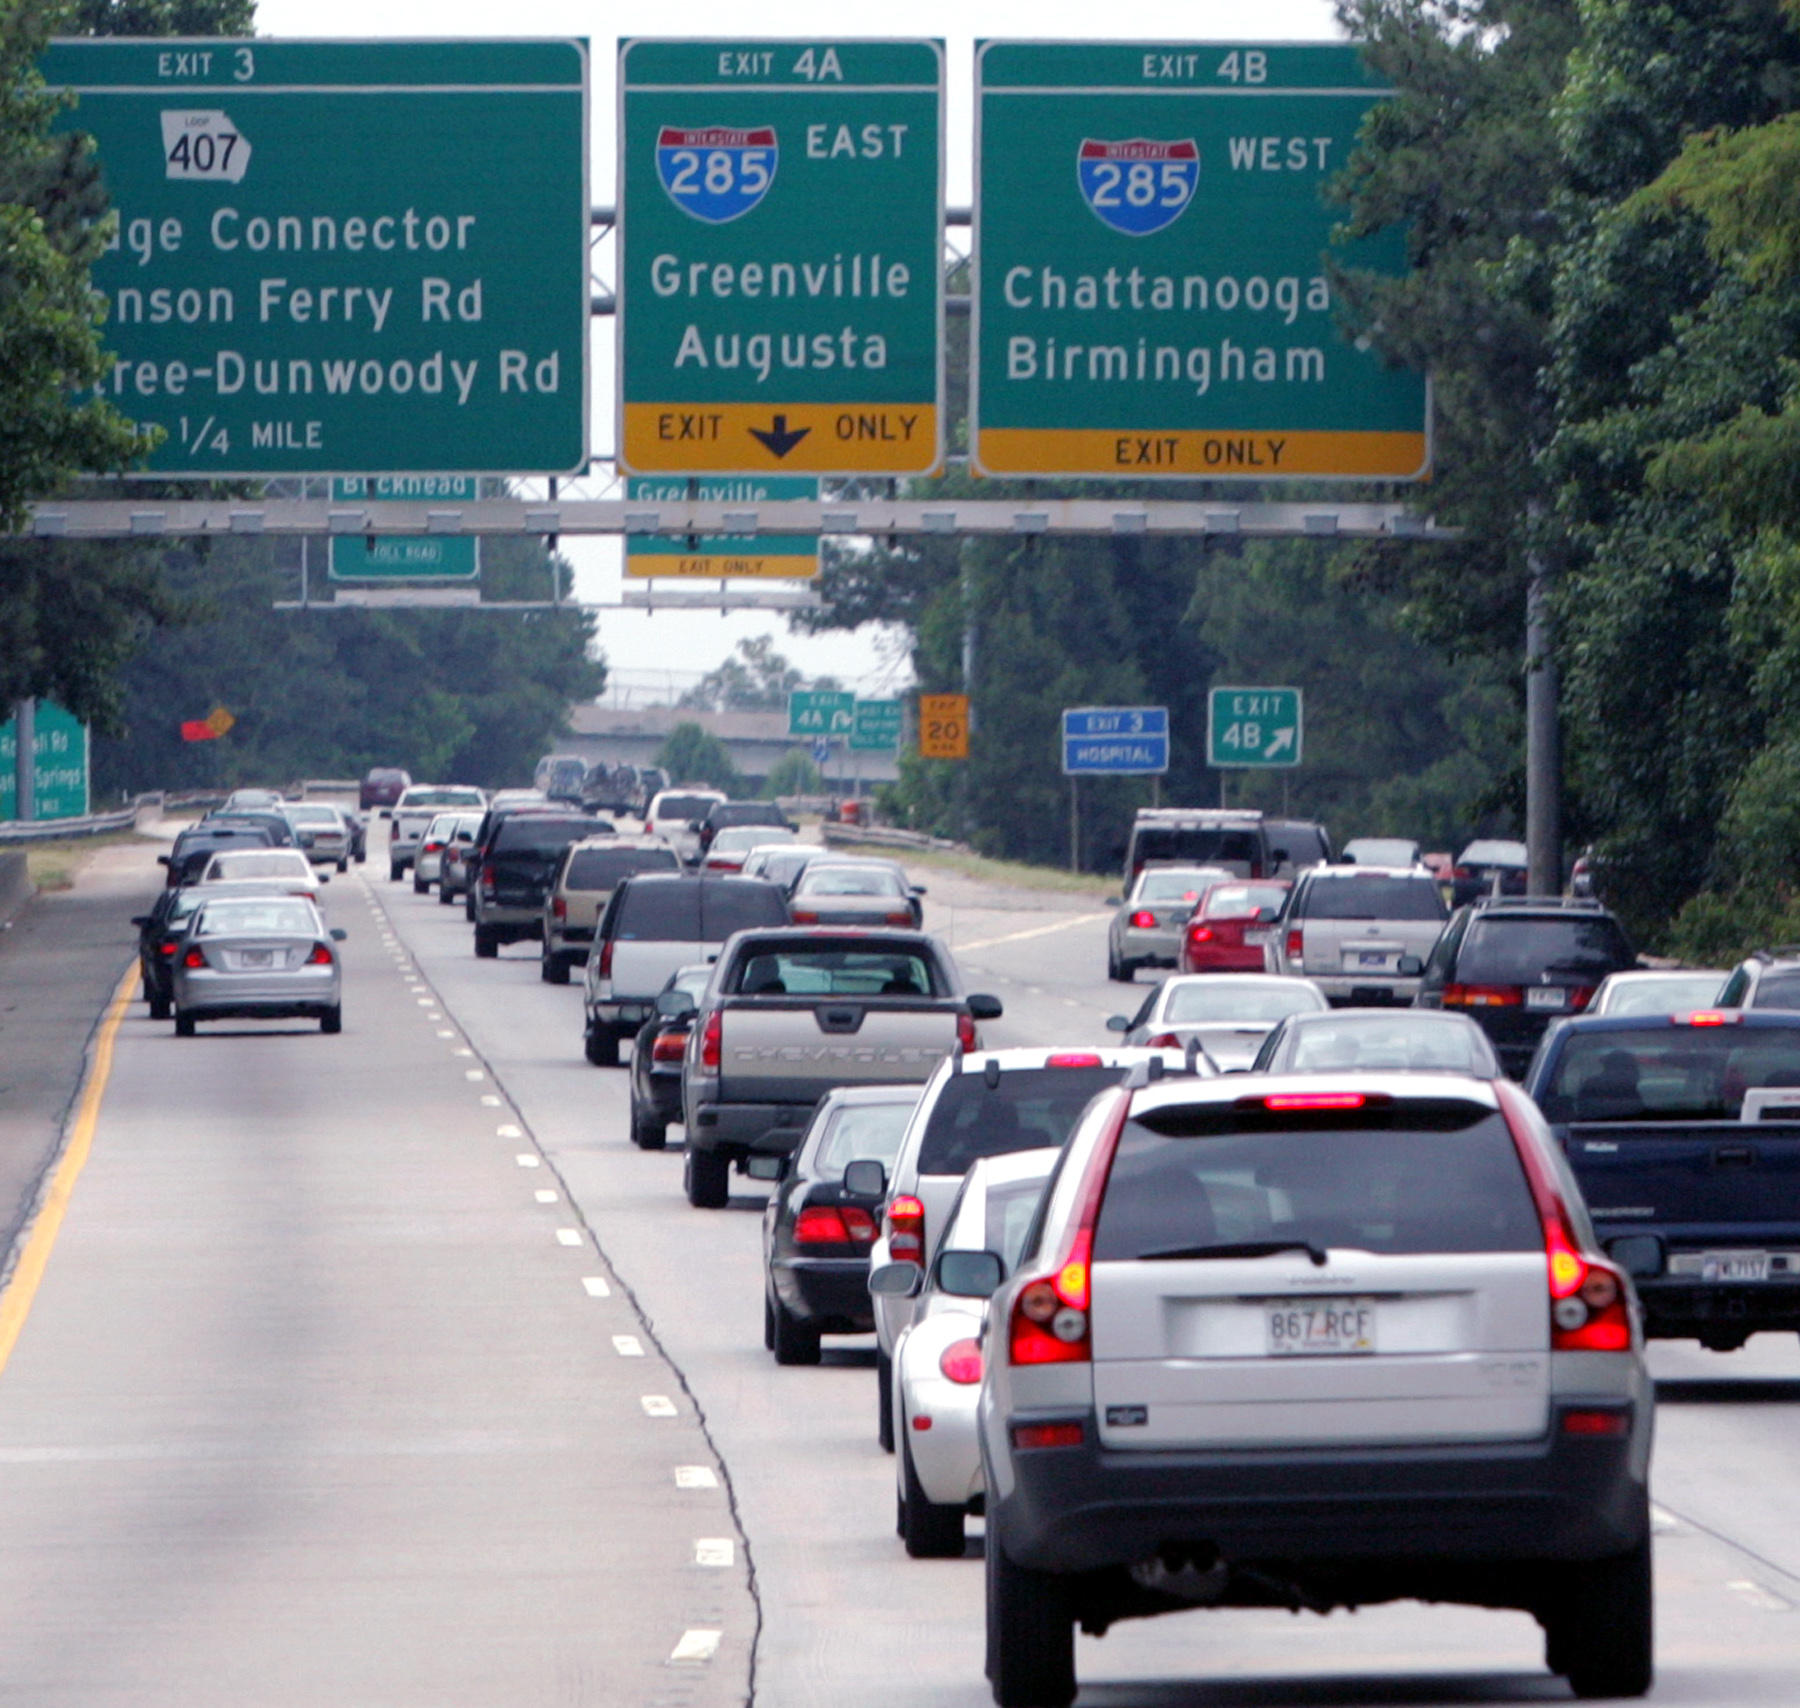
[1523,1008,1800,1349]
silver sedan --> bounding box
[170,894,345,1037]
[787,862,918,927]
[1107,972,1329,1069]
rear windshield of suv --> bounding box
[1094,1099,1540,1260]
[493,816,606,855]
[1535,1025,1800,1123]
[566,846,679,889]
[1304,875,1445,921]
[730,943,939,997]
[614,880,787,941]
[1753,973,1800,1010]
[1458,916,1632,984]
[918,1067,1123,1175]
[1134,828,1259,869]
[654,794,719,822]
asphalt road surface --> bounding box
[2,832,1799,1706]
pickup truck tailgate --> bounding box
[1569,1119,1800,1234]
[718,1001,957,1106]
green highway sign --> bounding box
[328,475,479,580]
[1208,686,1302,769]
[618,38,944,477]
[788,689,855,738]
[973,42,1427,480]
[44,38,589,476]
[850,698,903,752]
[1,702,91,820]
[626,475,819,578]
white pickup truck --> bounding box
[386,784,486,881]
[670,926,1003,1209]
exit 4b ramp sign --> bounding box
[1208,687,1302,769]
[619,40,944,476]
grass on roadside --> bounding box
[889,843,1120,900]
[20,829,151,893]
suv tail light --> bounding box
[939,1338,983,1384]
[1443,983,1522,1008]
[791,908,819,924]
[956,1011,979,1052]
[1285,927,1303,963]
[597,936,614,980]
[1496,1083,1635,1354]
[480,862,497,894]
[651,1029,688,1063]
[794,1204,878,1246]
[699,1009,722,1074]
[1679,1010,1741,1027]
[1007,1088,1131,1368]
[423,839,443,854]
[884,910,913,926]
[887,1194,926,1262]
[551,896,567,920]
[307,943,334,966]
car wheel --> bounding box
[770,1291,821,1366]
[900,1427,964,1557]
[174,1011,196,1038]
[1545,1535,1653,1699]
[474,926,499,959]
[412,873,429,894]
[337,858,349,874]
[355,850,366,864]
[684,1147,730,1209]
[320,1006,343,1035]
[584,1026,620,1068]
[763,1288,776,1351]
[463,896,475,922]
[438,883,454,906]
[541,952,571,986]
[147,990,171,1022]
[629,1089,667,1150]
[877,1346,895,1453]
[985,1520,1075,1708]
[389,860,404,882]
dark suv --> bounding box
[1718,947,1800,1011]
[470,809,611,958]
[1415,897,1637,1076]
[698,799,796,856]
[359,767,412,810]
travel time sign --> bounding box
[618,39,944,476]
[972,42,1429,480]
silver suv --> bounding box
[977,1070,1652,1707]
[1268,864,1446,1005]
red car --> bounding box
[359,766,412,810]
[1179,879,1291,974]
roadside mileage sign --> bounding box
[973,42,1428,481]
[618,39,944,476]
[42,38,589,476]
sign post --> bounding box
[1207,686,1303,769]
[626,475,819,578]
[973,42,1426,480]
[618,38,944,476]
[44,39,589,476]
[329,476,480,580]
[1,701,91,821]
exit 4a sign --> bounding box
[1207,686,1302,768]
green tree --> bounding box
[761,749,822,798]
[678,634,816,712]
[653,722,742,794]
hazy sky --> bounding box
[252,0,1346,698]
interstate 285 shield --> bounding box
[1076,139,1198,237]
[656,126,778,224]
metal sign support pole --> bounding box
[13,698,35,823]
[1069,777,1080,874]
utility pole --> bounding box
[1525,541,1561,896]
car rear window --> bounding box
[401,788,485,808]
[1201,883,1287,919]
[1135,828,1259,869]
[616,884,704,941]
[1535,1025,1800,1123]
[493,816,606,854]
[1457,917,1632,984]
[917,1067,1124,1176]
[699,882,790,937]
[1753,973,1800,1011]
[1282,1018,1493,1073]
[566,846,679,888]
[1137,870,1216,903]
[1304,875,1445,921]
[1162,982,1321,1024]
[655,794,718,822]
[1094,1099,1540,1261]
[198,899,318,936]
[731,942,939,996]
[208,852,309,879]
[798,866,904,897]
[815,1100,918,1178]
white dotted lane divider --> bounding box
[641,1396,678,1418]
[498,1124,524,1140]
[479,1095,502,1108]
[612,1335,645,1357]
[555,1229,583,1247]
[668,1629,721,1665]
[694,1539,734,1569]
[515,1153,540,1168]
[673,1464,715,1487]
[436,1029,456,1040]
[581,1276,611,1297]
[463,1068,485,1082]
[534,1189,559,1204]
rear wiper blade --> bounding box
[1140,1239,1329,1267]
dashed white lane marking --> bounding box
[479,1094,502,1107]
[1651,1504,1680,1533]
[436,1029,456,1039]
[463,1068,485,1081]
[416,998,434,1007]
[612,1334,645,1357]
[674,1463,716,1486]
[555,1229,583,1247]
[582,1276,612,1297]
[515,1153,540,1168]
[956,913,1109,952]
[1062,997,1081,1008]
[1728,1579,1792,1612]
[453,1048,474,1057]
[498,1124,523,1139]
[534,1189,559,1204]
[668,1629,721,1664]
[643,1396,679,1418]
[694,1539,735,1568]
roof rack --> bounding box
[1752,945,1800,962]
[1471,894,1606,913]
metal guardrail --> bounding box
[819,822,967,854]
[0,801,144,845]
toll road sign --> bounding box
[917,693,968,759]
[626,475,819,578]
[1062,706,1169,774]
[1208,686,1302,768]
[972,43,1427,481]
[329,476,480,580]
[851,698,903,752]
[619,39,944,476]
[0,701,90,821]
[789,689,855,737]
[44,39,589,476]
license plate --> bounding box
[1526,987,1569,1010]
[1702,1251,1770,1282]
[1346,950,1397,972]
[240,949,274,969]
[1265,1299,1376,1356]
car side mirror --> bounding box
[967,993,1003,1021]
[156,855,171,868]
[1106,1014,1130,1033]
[867,1260,923,1298]
[655,990,698,1020]
[688,819,703,832]
[842,1158,887,1198]
[911,884,927,896]
[1258,904,1280,923]
[1399,955,1424,976]
[1105,895,1122,907]
[330,928,348,942]
[1270,846,1290,864]
[130,915,150,928]
[744,1154,784,1181]
[935,1249,1004,1299]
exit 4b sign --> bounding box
[1208,686,1302,769]
[618,39,944,476]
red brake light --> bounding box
[1260,1091,1372,1112]
[651,1029,687,1063]
[1561,1408,1631,1437]
[598,936,615,979]
[1146,1033,1181,1049]
[1285,927,1303,961]
[791,909,819,924]
[159,942,177,956]
[1568,985,1598,1013]
[307,943,334,966]
[956,1011,979,1052]
[551,896,567,920]
[1443,983,1523,1008]
[183,946,205,968]
[423,840,443,853]
[1129,909,1157,929]
[887,1194,926,1262]
[480,862,496,889]
[884,910,914,926]
[794,1206,853,1245]
[1011,1421,1085,1450]
[700,1009,722,1073]
[938,1337,984,1385]
[840,1205,877,1242]
[1188,925,1215,943]
[1046,1052,1104,1067]
[1680,1011,1739,1027]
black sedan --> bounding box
[132,885,209,1019]
[761,1084,920,1365]
[626,963,713,1150]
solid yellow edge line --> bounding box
[0,959,139,1380]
